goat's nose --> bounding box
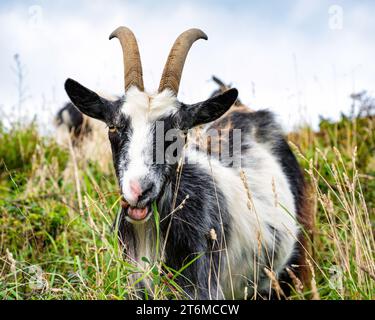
[129,179,142,201]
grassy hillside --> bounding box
[0,107,374,300]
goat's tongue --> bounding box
[128,207,148,220]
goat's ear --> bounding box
[176,88,238,129]
[64,78,109,122]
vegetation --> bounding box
[0,94,374,300]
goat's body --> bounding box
[118,107,309,299]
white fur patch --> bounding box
[121,87,178,121]
[61,109,73,126]
[128,221,162,295]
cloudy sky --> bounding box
[0,0,374,131]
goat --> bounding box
[210,75,243,106]
[64,26,313,299]
[54,97,117,174]
[55,102,92,145]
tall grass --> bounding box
[0,108,374,299]
[288,108,374,299]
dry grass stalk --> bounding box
[67,134,83,215]
[263,267,286,300]
[286,267,304,295]
[307,258,320,300]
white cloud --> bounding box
[0,0,374,131]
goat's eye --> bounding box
[109,126,118,133]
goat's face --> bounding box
[65,80,237,223]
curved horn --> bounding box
[158,28,207,95]
[109,26,144,92]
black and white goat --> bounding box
[55,102,90,142]
[54,98,116,174]
[64,27,312,299]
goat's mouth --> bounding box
[121,198,152,224]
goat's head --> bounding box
[65,27,238,223]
